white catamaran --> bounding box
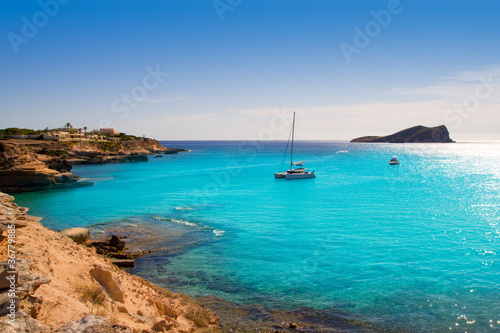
[274,112,315,180]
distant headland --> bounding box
[0,125,185,193]
[351,125,455,143]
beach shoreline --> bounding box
[85,216,401,333]
[0,192,399,333]
[0,191,220,332]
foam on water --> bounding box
[213,229,225,237]
[174,206,196,210]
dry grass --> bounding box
[184,305,212,328]
[74,281,107,306]
[89,304,110,317]
[178,292,191,306]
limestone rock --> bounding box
[117,305,129,314]
[0,269,18,290]
[0,294,19,316]
[0,312,50,332]
[47,158,72,173]
[0,193,14,204]
[54,314,133,332]
[0,138,181,192]
[152,319,174,332]
[155,300,178,319]
[110,259,135,268]
[109,235,126,251]
[16,273,51,295]
[0,259,49,296]
[60,227,90,244]
[0,170,57,192]
[90,266,125,303]
[1,220,28,228]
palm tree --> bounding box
[83,126,88,136]
[65,122,73,131]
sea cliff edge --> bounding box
[0,139,185,193]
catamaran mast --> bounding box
[290,112,295,171]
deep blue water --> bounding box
[14,141,500,332]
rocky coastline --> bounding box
[0,193,397,333]
[0,191,219,332]
[351,125,454,143]
[0,139,185,193]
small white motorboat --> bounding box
[389,157,400,165]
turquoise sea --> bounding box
[14,141,500,332]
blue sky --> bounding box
[1,0,500,140]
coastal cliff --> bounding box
[0,192,219,332]
[351,125,454,143]
[0,139,184,193]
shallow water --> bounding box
[14,141,500,332]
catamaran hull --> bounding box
[285,172,315,180]
[274,172,287,178]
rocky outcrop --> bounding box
[0,192,219,332]
[0,139,185,193]
[0,142,92,193]
[53,315,131,333]
[0,312,51,332]
[60,227,90,244]
[87,235,165,268]
[89,266,126,303]
[0,259,51,317]
[53,315,133,333]
[351,125,455,143]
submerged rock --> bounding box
[87,234,164,265]
[110,259,135,268]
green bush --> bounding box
[0,127,39,136]
[98,141,121,151]
[40,148,67,156]
[62,141,77,148]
